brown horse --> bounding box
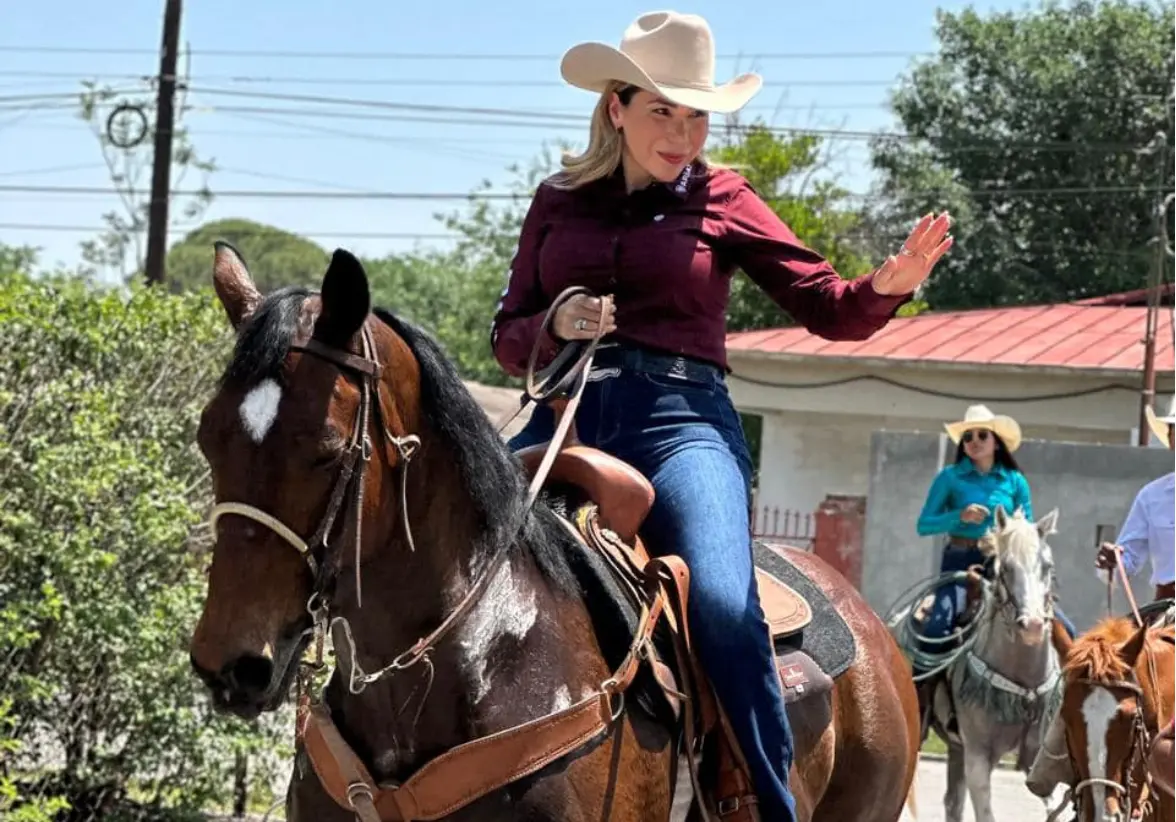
[1053,616,1175,821]
[188,244,920,821]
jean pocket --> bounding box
[637,370,716,393]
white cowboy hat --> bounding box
[1145,395,1176,446]
[944,404,1023,453]
[560,11,763,114]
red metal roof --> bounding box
[726,303,1175,373]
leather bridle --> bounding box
[205,288,611,693]
[209,324,419,617]
[1052,675,1157,822]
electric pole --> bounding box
[1137,130,1170,445]
[144,0,182,286]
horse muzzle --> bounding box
[190,634,306,718]
[1016,614,1047,644]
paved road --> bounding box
[901,758,1070,822]
[667,754,1070,821]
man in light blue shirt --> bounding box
[1095,398,1176,602]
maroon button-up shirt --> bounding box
[490,163,910,377]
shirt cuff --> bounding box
[531,323,563,371]
[859,272,914,316]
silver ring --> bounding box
[899,246,917,258]
[574,318,588,331]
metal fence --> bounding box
[751,505,816,550]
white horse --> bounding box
[926,506,1063,822]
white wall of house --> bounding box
[730,353,1173,515]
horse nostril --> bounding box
[1018,615,1044,634]
[190,652,220,686]
[222,654,275,698]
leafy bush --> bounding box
[0,271,291,820]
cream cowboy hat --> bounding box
[944,404,1023,453]
[560,11,763,114]
[1145,395,1176,446]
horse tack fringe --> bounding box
[950,654,1054,727]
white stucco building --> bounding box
[725,291,1175,519]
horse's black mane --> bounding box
[222,286,313,388]
[372,305,582,595]
[219,292,661,709]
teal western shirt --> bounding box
[916,458,1034,541]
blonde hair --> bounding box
[550,80,715,190]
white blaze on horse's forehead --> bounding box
[1082,687,1118,815]
[239,379,282,443]
[459,557,538,704]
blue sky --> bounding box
[0,0,1021,279]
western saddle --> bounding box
[515,405,813,641]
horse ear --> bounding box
[316,249,371,345]
[1118,623,1149,667]
[994,504,1009,531]
[1051,617,1073,661]
[212,241,261,329]
[1036,508,1060,537]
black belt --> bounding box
[947,537,981,549]
[591,345,721,385]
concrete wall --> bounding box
[861,431,1174,631]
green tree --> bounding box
[76,82,216,282]
[165,218,331,295]
[0,272,289,819]
[365,147,562,387]
[870,0,1174,309]
[0,244,39,278]
[711,124,878,330]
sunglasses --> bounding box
[962,430,990,444]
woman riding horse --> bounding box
[915,404,1077,657]
[489,11,953,820]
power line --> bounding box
[0,183,1165,200]
[0,100,1157,158]
[0,162,105,178]
[0,70,904,89]
[0,44,928,60]
[183,102,1150,152]
[188,85,585,123]
[0,222,1143,260]
[0,221,460,240]
[0,71,914,109]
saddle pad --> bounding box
[753,540,857,680]
[755,567,812,636]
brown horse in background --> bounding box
[187,243,920,821]
[1053,617,1175,821]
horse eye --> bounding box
[312,448,342,469]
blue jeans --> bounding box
[508,357,797,822]
[923,544,1076,642]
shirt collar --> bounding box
[668,163,693,198]
[955,457,1007,478]
[603,161,697,200]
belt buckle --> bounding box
[665,356,689,380]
